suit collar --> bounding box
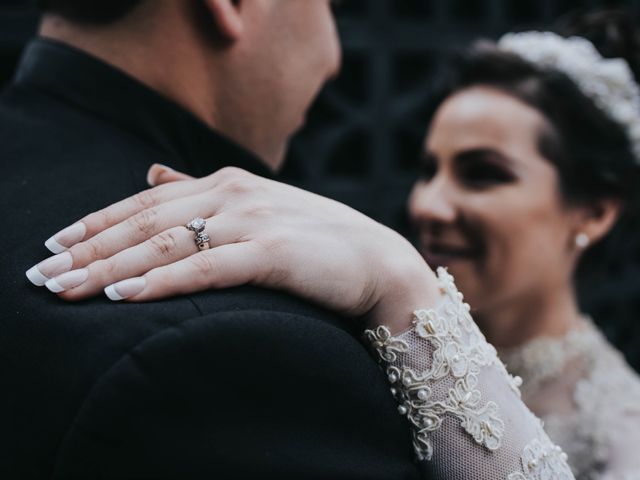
[12,37,274,179]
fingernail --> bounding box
[147,163,173,187]
[105,277,146,301]
[45,268,88,293]
[45,223,86,254]
[25,252,73,286]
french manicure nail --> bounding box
[146,163,173,187]
[45,223,86,254]
[105,277,146,301]
[45,268,89,293]
[25,265,49,287]
[25,252,73,286]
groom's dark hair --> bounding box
[37,0,145,25]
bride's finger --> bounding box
[106,242,264,302]
[147,163,194,186]
[27,191,230,287]
[44,166,250,252]
[51,213,243,301]
[63,191,226,269]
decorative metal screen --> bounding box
[2,0,639,368]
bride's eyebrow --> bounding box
[453,148,516,169]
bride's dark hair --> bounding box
[438,13,639,207]
[432,9,640,279]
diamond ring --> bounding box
[185,217,211,251]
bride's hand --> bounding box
[29,166,440,332]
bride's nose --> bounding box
[409,177,457,226]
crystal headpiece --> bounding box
[498,31,640,163]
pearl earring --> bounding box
[575,233,590,249]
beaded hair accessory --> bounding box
[498,31,640,163]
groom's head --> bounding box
[38,0,342,170]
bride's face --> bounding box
[409,86,581,314]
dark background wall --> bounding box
[2,0,639,368]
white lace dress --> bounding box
[500,318,640,480]
[365,268,575,479]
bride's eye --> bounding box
[455,150,516,189]
[418,152,438,181]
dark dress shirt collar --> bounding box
[11,37,273,179]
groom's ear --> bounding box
[202,0,243,42]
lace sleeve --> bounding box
[364,268,575,480]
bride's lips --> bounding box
[420,241,481,268]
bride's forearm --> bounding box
[364,268,575,479]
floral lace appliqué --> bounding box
[508,432,572,480]
[365,267,522,461]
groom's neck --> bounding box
[38,6,282,173]
[39,6,219,128]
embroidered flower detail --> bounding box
[364,325,408,363]
[365,267,518,461]
[443,342,470,378]
[448,374,504,450]
[508,435,572,480]
[414,309,446,338]
[365,268,575,478]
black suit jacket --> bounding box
[0,39,422,479]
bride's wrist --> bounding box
[369,260,442,335]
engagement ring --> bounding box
[186,217,211,251]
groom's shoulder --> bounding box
[166,285,369,372]
[49,288,422,480]
[2,284,357,399]
[189,284,355,330]
[0,283,374,475]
